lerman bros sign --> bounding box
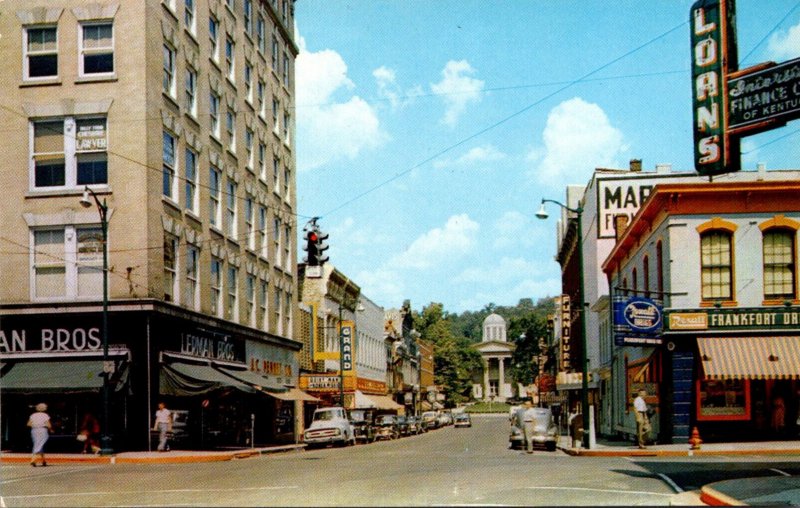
[690,0,800,177]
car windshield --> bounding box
[377,416,394,424]
[314,410,337,421]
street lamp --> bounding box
[79,186,113,455]
[536,198,590,449]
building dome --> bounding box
[482,313,507,342]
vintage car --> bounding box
[406,416,425,434]
[303,407,355,448]
[373,414,400,440]
[509,406,558,451]
[348,409,375,444]
[421,411,439,430]
[453,412,472,428]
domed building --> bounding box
[471,313,517,402]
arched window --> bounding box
[632,268,638,295]
[643,256,650,298]
[656,241,664,296]
[700,230,733,301]
[763,228,796,300]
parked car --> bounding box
[509,406,558,451]
[421,411,438,430]
[453,412,472,428]
[406,416,424,434]
[373,414,400,440]
[348,409,375,444]
[303,407,355,448]
[437,411,453,427]
[396,415,411,436]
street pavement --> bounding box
[0,417,800,506]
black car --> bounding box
[373,414,400,440]
[396,416,411,436]
[348,409,375,444]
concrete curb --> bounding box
[700,485,746,506]
[0,444,306,465]
[557,445,800,457]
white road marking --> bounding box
[0,466,103,484]
[524,486,673,497]
[658,473,684,493]
[2,485,299,501]
[770,468,791,477]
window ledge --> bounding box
[20,78,62,88]
[210,225,225,237]
[185,210,202,224]
[162,196,181,212]
[699,300,738,308]
[184,111,200,128]
[75,75,118,84]
[162,91,180,109]
[25,186,111,199]
[762,299,800,306]
[184,27,199,46]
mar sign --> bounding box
[691,0,800,178]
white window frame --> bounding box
[30,116,108,190]
[226,179,238,238]
[258,142,267,181]
[246,274,256,327]
[184,147,198,214]
[209,92,221,138]
[271,34,278,70]
[185,66,197,117]
[184,0,196,35]
[226,109,236,151]
[210,256,223,317]
[258,206,268,258]
[31,226,104,301]
[259,278,269,330]
[227,265,239,321]
[256,15,266,54]
[282,51,289,87]
[273,287,282,335]
[184,244,199,310]
[272,98,280,135]
[284,224,291,268]
[283,110,290,144]
[225,35,235,82]
[162,130,178,201]
[273,217,281,268]
[163,43,177,97]
[244,61,253,104]
[245,128,254,170]
[243,0,253,36]
[78,21,114,77]
[209,16,220,63]
[244,195,255,251]
[257,80,266,119]
[272,155,280,191]
[23,25,58,81]
[164,233,179,303]
[209,165,222,229]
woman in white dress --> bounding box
[28,403,52,467]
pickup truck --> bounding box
[303,407,355,448]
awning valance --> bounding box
[364,394,404,411]
[160,361,257,396]
[214,366,287,393]
[698,337,800,380]
[269,387,320,402]
[0,357,129,393]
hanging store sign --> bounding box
[728,57,800,132]
[613,296,664,346]
[560,295,572,371]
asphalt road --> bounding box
[1,415,798,506]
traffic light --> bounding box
[303,229,320,266]
[315,229,329,265]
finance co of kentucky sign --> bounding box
[690,0,800,177]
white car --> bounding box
[303,407,355,448]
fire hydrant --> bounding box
[688,426,702,450]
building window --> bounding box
[225,36,235,81]
[642,255,650,298]
[164,233,179,302]
[246,274,256,326]
[185,67,197,116]
[184,244,199,310]
[209,92,220,138]
[272,156,279,190]
[272,98,279,134]
[763,228,796,300]
[283,166,289,198]
[226,0,236,10]
[211,256,222,317]
[32,226,104,300]
[631,268,638,294]
[273,217,281,267]
[284,224,291,267]
[209,16,219,63]
[79,22,114,76]
[227,265,238,321]
[245,128,254,169]
[700,230,733,301]
[244,195,255,250]
[226,179,237,237]
[257,80,266,119]
[163,44,176,97]
[184,147,197,213]
[282,51,289,87]
[244,62,253,103]
[243,0,253,36]
[258,142,266,181]
[274,287,282,334]
[656,240,664,296]
[259,279,268,330]
[209,165,221,228]
[162,131,177,200]
[226,109,236,151]
[24,26,58,80]
[271,34,278,70]
[184,0,196,34]
[31,117,108,189]
[256,16,266,53]
[283,111,290,144]
[258,206,268,258]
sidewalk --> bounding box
[557,436,800,506]
[0,443,305,465]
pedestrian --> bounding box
[27,403,52,467]
[78,412,101,454]
[153,402,172,451]
[633,390,650,449]
[521,401,536,453]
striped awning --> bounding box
[698,337,800,380]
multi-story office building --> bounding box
[0,0,302,451]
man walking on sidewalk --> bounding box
[633,390,650,449]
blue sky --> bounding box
[292,1,800,314]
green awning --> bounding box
[160,361,257,396]
[0,359,129,393]
[214,366,288,393]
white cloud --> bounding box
[433,144,506,169]
[528,97,627,184]
[355,267,405,307]
[767,21,800,60]
[391,214,479,270]
[430,60,485,126]
[295,35,386,171]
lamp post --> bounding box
[79,186,112,455]
[536,198,590,449]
